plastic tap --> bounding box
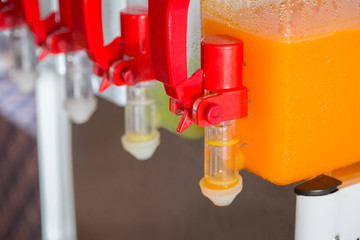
[120,7,159,160]
[0,0,38,92]
[9,25,38,92]
[0,32,13,78]
[23,0,97,123]
[148,0,248,205]
[63,51,97,124]
[69,1,159,160]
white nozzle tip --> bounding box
[10,69,38,93]
[121,131,160,161]
[199,176,243,207]
[63,97,98,124]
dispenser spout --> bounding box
[148,0,249,206]
[200,121,243,206]
[121,81,160,160]
[63,51,97,124]
[9,26,38,92]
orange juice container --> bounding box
[202,0,360,185]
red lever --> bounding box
[22,0,81,59]
[70,4,155,92]
[69,0,122,72]
[148,0,198,106]
[22,0,59,50]
[0,0,26,29]
[98,6,155,92]
[148,0,248,132]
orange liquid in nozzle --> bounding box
[202,7,360,185]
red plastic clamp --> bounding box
[0,0,26,29]
[99,6,155,92]
[22,0,81,60]
[148,0,248,132]
[68,0,122,73]
[68,2,154,92]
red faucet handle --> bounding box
[99,53,156,92]
[23,0,59,48]
[0,0,26,29]
[45,0,81,54]
[47,29,82,54]
[193,89,249,127]
[99,6,156,93]
[192,35,248,127]
[69,0,122,72]
[148,0,190,97]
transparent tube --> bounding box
[125,81,157,143]
[0,31,14,78]
[65,51,93,99]
[9,26,38,92]
[203,120,240,190]
[63,51,97,124]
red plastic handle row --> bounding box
[148,0,190,97]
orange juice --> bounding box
[202,2,360,185]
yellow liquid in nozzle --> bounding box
[203,175,240,190]
[203,8,360,185]
[126,132,157,143]
[204,138,241,190]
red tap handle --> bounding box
[45,0,82,54]
[148,0,248,133]
[148,0,204,132]
[148,0,196,105]
[22,0,83,59]
[98,6,156,92]
[22,0,59,48]
[69,0,122,72]
[0,0,26,29]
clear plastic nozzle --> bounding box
[121,81,160,160]
[200,120,243,206]
[63,51,98,124]
[9,26,38,92]
[0,31,14,78]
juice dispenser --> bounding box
[69,0,160,160]
[0,0,38,92]
[22,0,97,124]
[148,0,360,206]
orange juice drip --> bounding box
[203,16,360,185]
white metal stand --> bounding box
[36,61,77,240]
[295,180,360,240]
